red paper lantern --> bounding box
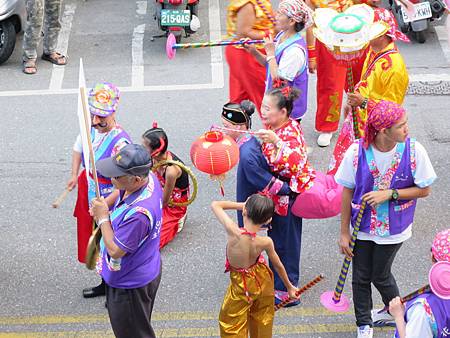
[190,131,239,175]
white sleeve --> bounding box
[404,303,434,338]
[335,143,359,189]
[413,141,437,188]
[73,135,82,153]
[277,45,306,82]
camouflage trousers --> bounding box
[23,0,62,60]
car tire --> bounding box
[0,20,16,65]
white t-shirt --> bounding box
[392,299,436,338]
[277,44,306,82]
[335,140,437,244]
[73,129,108,153]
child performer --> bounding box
[246,0,313,122]
[389,229,450,338]
[335,101,437,338]
[211,194,298,337]
[142,125,190,248]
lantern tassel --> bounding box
[219,181,225,196]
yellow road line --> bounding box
[0,324,393,337]
[0,307,355,326]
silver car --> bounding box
[0,0,26,64]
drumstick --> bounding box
[52,188,70,208]
[377,284,431,313]
[275,274,325,311]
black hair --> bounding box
[267,86,300,117]
[294,21,305,32]
[245,194,274,225]
[240,100,256,129]
[142,127,169,156]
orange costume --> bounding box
[310,0,367,133]
[226,0,274,113]
[219,232,275,337]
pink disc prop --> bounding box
[166,33,177,60]
[320,290,351,313]
[429,261,450,300]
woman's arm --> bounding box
[162,165,182,207]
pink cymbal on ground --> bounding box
[320,291,351,313]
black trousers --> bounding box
[106,270,162,338]
[352,240,402,327]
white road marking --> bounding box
[409,73,450,82]
[136,0,148,15]
[208,0,225,88]
[132,24,146,88]
[434,25,450,65]
[48,4,76,90]
[0,82,224,97]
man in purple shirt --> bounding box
[90,144,163,338]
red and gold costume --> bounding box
[261,119,315,215]
[311,0,367,133]
[219,238,275,337]
[226,0,274,112]
[328,9,409,174]
[154,152,190,249]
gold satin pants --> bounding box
[219,262,275,337]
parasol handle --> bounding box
[346,64,361,140]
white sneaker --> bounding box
[357,325,373,338]
[317,133,333,147]
[371,308,395,327]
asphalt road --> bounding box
[0,0,450,337]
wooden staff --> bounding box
[80,87,100,199]
[52,188,70,208]
[275,274,325,311]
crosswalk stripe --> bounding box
[0,324,393,337]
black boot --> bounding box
[82,279,106,298]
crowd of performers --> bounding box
[65,0,450,336]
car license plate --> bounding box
[401,2,432,23]
[161,9,190,27]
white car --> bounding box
[0,0,26,64]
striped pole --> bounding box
[332,201,367,303]
[173,38,266,50]
[275,274,325,311]
[166,33,277,59]
[376,284,431,314]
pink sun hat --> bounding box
[429,261,450,299]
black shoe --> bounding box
[82,281,106,298]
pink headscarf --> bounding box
[374,7,410,43]
[278,0,314,27]
[432,229,450,262]
[363,100,406,149]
